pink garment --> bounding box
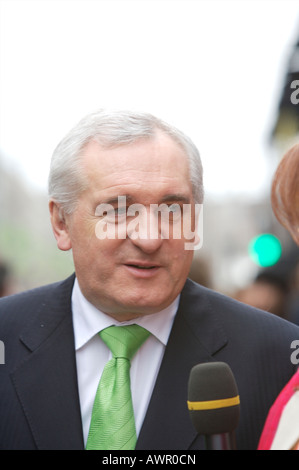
[258,369,299,450]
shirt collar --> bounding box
[71,278,179,351]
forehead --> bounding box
[81,132,192,198]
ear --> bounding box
[49,200,72,251]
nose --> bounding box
[127,207,164,253]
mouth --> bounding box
[126,264,157,269]
[124,262,161,277]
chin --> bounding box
[118,291,174,314]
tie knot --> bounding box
[99,324,150,360]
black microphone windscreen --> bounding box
[187,362,240,435]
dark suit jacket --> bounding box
[0,274,299,450]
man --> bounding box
[0,109,298,450]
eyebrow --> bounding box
[160,194,191,204]
[99,195,135,205]
[98,193,191,206]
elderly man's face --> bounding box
[51,131,198,321]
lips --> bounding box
[124,262,161,277]
[126,264,157,269]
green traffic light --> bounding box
[249,234,282,267]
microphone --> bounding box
[187,362,240,450]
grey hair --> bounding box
[48,109,204,214]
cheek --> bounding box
[72,240,121,290]
[68,212,103,248]
[170,242,194,273]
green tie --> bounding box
[86,324,150,450]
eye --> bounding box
[167,204,181,214]
[114,206,127,216]
[158,203,182,222]
[165,204,182,219]
[99,206,127,222]
[109,206,128,223]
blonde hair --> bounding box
[271,144,299,244]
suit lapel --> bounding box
[11,275,84,450]
[136,279,228,450]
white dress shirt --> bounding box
[71,278,179,446]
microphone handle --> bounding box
[205,432,237,450]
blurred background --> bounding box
[1,0,299,322]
